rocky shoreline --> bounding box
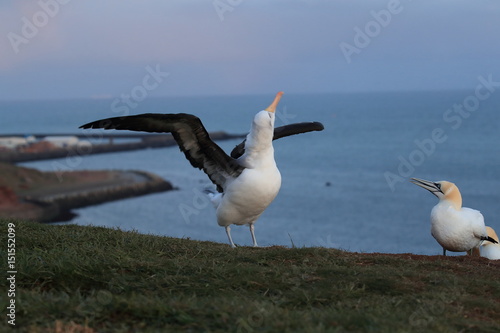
[0,163,174,223]
[37,171,174,222]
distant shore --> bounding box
[0,131,244,163]
[0,162,174,223]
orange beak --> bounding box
[265,91,284,113]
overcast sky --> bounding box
[1,0,499,100]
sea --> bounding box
[1,91,500,255]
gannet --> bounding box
[410,178,498,255]
[473,226,500,260]
[80,92,324,247]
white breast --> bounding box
[215,164,281,227]
[430,203,485,252]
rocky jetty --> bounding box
[0,162,174,223]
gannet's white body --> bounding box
[411,178,497,255]
[476,227,500,260]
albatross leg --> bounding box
[225,226,236,248]
[249,224,258,247]
[442,247,447,256]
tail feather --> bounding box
[203,187,216,195]
[205,190,222,208]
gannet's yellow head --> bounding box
[472,226,499,256]
[485,227,499,244]
[410,178,462,210]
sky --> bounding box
[0,0,500,100]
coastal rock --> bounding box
[38,170,174,222]
[0,163,174,223]
[0,186,19,207]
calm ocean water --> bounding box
[1,92,500,255]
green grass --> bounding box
[1,220,500,332]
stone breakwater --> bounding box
[33,171,174,223]
[0,167,174,223]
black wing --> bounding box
[481,236,499,244]
[230,121,324,159]
[80,113,244,192]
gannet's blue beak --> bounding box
[410,178,443,195]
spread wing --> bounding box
[230,121,324,159]
[80,113,244,192]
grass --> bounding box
[1,219,500,332]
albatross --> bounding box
[410,177,498,255]
[80,92,324,247]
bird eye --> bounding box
[435,183,441,190]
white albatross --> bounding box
[410,178,498,255]
[80,92,324,247]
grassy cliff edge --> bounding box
[1,220,499,332]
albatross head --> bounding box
[245,92,284,153]
[251,92,284,131]
[410,178,462,209]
